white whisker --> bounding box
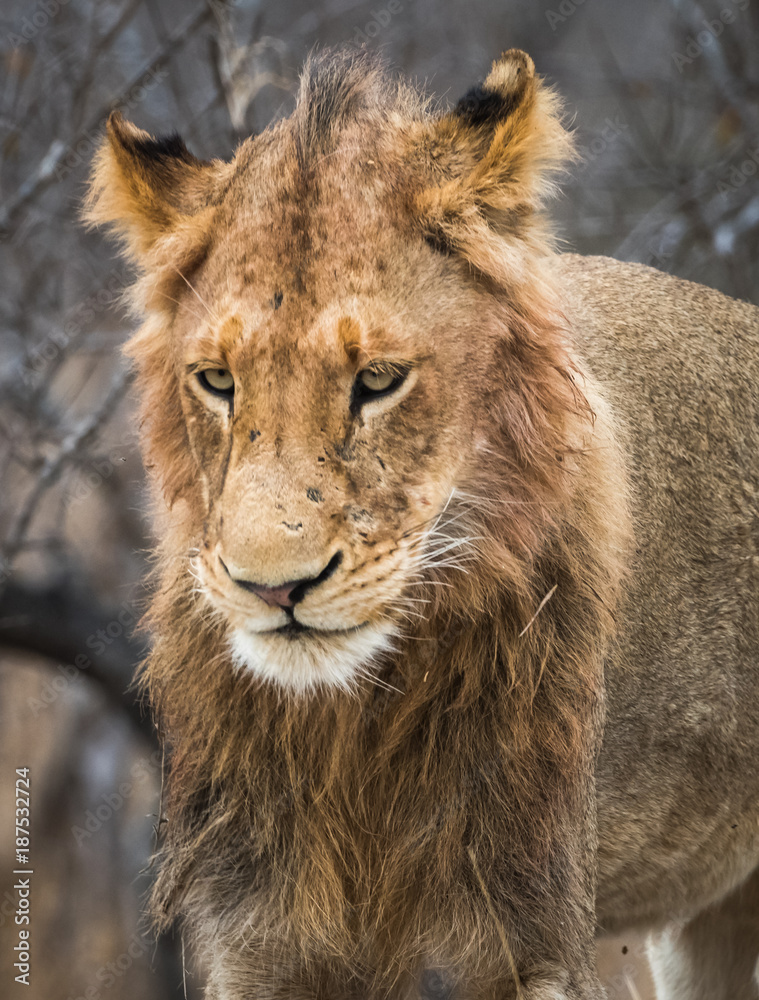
[172,266,219,321]
[357,668,404,696]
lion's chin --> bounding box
[228,621,398,695]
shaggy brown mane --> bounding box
[90,46,633,1000]
[140,271,625,995]
[292,49,427,164]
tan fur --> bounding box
[85,49,759,999]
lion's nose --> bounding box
[221,552,343,610]
[237,579,300,609]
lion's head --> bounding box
[86,48,590,695]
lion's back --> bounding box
[553,254,759,930]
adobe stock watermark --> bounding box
[66,931,154,1000]
[24,269,130,386]
[642,232,678,272]
[577,115,628,166]
[672,0,750,72]
[3,0,71,49]
[63,448,130,509]
[53,64,169,183]
[26,603,138,717]
[545,0,590,32]
[716,143,759,195]
[347,0,405,48]
[72,751,162,847]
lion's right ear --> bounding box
[411,50,574,288]
[84,111,223,264]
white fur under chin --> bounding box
[229,622,398,695]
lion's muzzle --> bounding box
[221,551,343,610]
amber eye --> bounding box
[359,368,395,392]
[198,368,235,397]
[353,365,408,406]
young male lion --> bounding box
[86,48,759,1000]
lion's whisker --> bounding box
[171,265,219,322]
[357,668,403,696]
[153,287,208,325]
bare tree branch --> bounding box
[2,368,132,566]
[0,576,152,740]
[0,3,214,239]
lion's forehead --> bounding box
[192,144,432,316]
[178,135,485,367]
[223,159,400,262]
[201,227,405,315]
[182,280,437,384]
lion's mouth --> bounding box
[260,619,370,640]
[228,616,398,693]
[271,620,310,637]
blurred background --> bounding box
[0,0,757,997]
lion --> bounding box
[85,48,759,999]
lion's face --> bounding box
[88,49,576,694]
[175,160,491,692]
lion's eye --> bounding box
[359,368,395,393]
[198,368,235,397]
[354,365,407,405]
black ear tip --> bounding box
[131,131,193,164]
[454,49,536,127]
[454,85,515,127]
[106,111,200,164]
[106,112,197,166]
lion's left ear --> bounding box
[84,111,225,266]
[413,50,573,285]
